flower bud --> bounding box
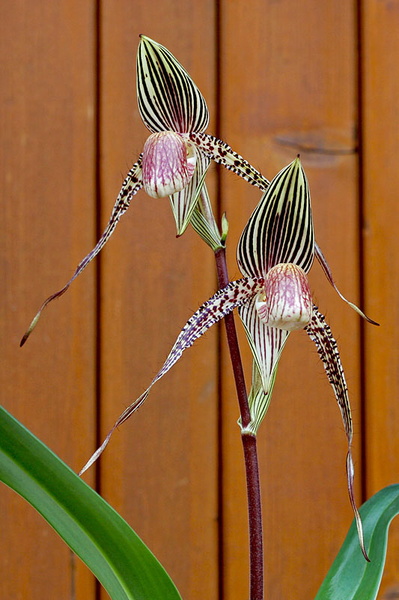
[256,263,313,331]
[142,131,197,198]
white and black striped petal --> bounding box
[137,35,209,134]
[169,147,210,236]
[238,295,290,394]
[190,132,269,191]
[305,306,369,561]
[237,157,314,279]
[79,277,264,474]
[21,159,144,347]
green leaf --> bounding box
[315,484,399,600]
[0,405,182,600]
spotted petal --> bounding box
[190,132,269,191]
[80,277,264,474]
[20,159,143,346]
[237,157,314,279]
[137,35,209,134]
[305,307,369,561]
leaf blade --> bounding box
[315,485,399,600]
[0,406,182,600]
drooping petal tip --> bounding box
[306,308,369,560]
[346,451,370,561]
[80,277,263,472]
[314,242,379,326]
[20,312,41,347]
[20,159,143,345]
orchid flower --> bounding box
[80,157,369,559]
[20,35,268,346]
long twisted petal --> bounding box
[305,306,369,561]
[79,277,264,475]
[20,159,143,346]
[315,241,379,326]
[137,35,209,134]
[189,132,269,191]
[237,157,314,279]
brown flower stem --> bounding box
[214,246,264,600]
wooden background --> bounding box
[1,1,398,599]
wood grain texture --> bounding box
[361,1,399,596]
[0,2,97,599]
[218,2,363,598]
[96,3,219,599]
[2,2,398,599]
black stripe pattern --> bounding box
[237,157,314,279]
[137,35,209,134]
[239,295,290,394]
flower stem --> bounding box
[214,247,264,600]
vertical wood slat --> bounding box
[2,2,399,599]
[0,2,97,599]
[97,3,219,599]
[361,1,399,596]
[219,2,362,599]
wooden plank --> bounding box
[0,2,97,599]
[361,1,399,595]
[97,3,219,599]
[219,2,362,598]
